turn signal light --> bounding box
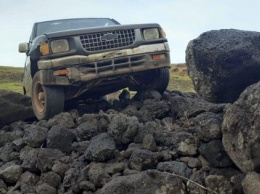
[53,69,69,76]
[40,42,50,56]
[152,54,166,60]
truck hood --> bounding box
[45,23,161,39]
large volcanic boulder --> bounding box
[186,29,260,103]
[222,81,260,173]
[0,90,34,127]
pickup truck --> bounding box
[19,18,171,120]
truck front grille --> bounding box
[80,29,135,51]
[78,55,147,78]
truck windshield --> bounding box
[36,18,119,36]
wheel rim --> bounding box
[33,81,45,113]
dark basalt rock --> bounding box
[222,81,260,173]
[95,170,186,194]
[157,161,192,178]
[129,149,159,171]
[0,89,34,128]
[186,29,260,103]
[24,124,48,148]
[199,140,233,168]
[47,125,76,154]
[84,133,116,162]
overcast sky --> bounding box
[1,0,260,67]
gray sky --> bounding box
[1,0,260,67]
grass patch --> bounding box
[0,66,23,94]
[168,64,195,92]
[0,82,23,93]
[0,66,23,82]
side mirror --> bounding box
[18,42,29,53]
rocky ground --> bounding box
[0,86,259,194]
[1,28,260,194]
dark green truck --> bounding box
[19,18,171,120]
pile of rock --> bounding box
[0,86,259,194]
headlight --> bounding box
[143,28,159,40]
[50,39,69,54]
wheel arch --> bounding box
[30,59,39,79]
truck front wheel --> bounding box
[135,67,170,94]
[32,72,64,120]
[151,67,170,93]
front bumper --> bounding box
[37,43,171,85]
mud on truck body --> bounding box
[19,18,171,120]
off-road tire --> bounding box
[151,67,170,93]
[136,67,170,94]
[32,72,64,120]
